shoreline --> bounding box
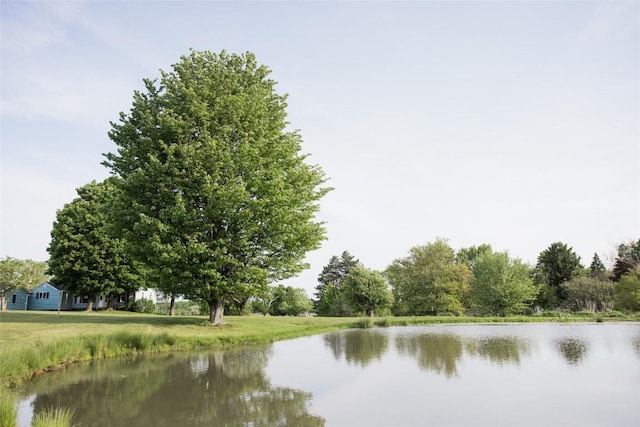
[1,310,637,390]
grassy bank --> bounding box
[1,310,637,389]
[0,310,359,388]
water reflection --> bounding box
[323,330,389,367]
[394,332,530,376]
[24,347,324,427]
[466,336,531,365]
[554,337,589,365]
[633,336,640,359]
[395,333,463,377]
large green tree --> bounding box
[535,242,583,307]
[314,251,361,316]
[47,179,144,311]
[0,257,48,310]
[385,239,471,316]
[104,50,330,325]
[342,266,393,317]
[470,251,538,316]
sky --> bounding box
[1,0,639,297]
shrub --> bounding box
[130,298,155,314]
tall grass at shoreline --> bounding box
[31,407,75,427]
[0,391,18,427]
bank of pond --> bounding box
[1,312,639,426]
[6,323,640,426]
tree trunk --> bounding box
[106,295,117,311]
[366,307,374,317]
[208,298,225,326]
[85,296,95,312]
[169,296,176,316]
[1,296,6,311]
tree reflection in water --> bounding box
[394,333,530,376]
[27,347,324,427]
[323,330,389,367]
[395,333,464,377]
[554,337,589,365]
[465,336,530,365]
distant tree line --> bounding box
[314,239,640,317]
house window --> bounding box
[45,292,50,299]
[12,294,16,304]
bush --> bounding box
[129,298,155,314]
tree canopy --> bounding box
[104,50,330,325]
[47,179,144,311]
[385,239,471,316]
[342,266,393,317]
[535,242,583,306]
[470,251,538,316]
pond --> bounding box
[18,323,640,426]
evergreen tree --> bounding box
[315,251,360,316]
[589,253,606,279]
[535,242,582,305]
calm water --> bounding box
[18,323,640,427]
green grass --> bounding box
[31,407,75,427]
[0,311,358,388]
[0,390,18,427]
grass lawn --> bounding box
[0,310,354,349]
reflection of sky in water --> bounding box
[265,323,640,427]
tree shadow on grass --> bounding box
[0,311,206,327]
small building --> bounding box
[6,283,73,311]
[6,288,30,310]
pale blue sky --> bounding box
[2,1,639,296]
